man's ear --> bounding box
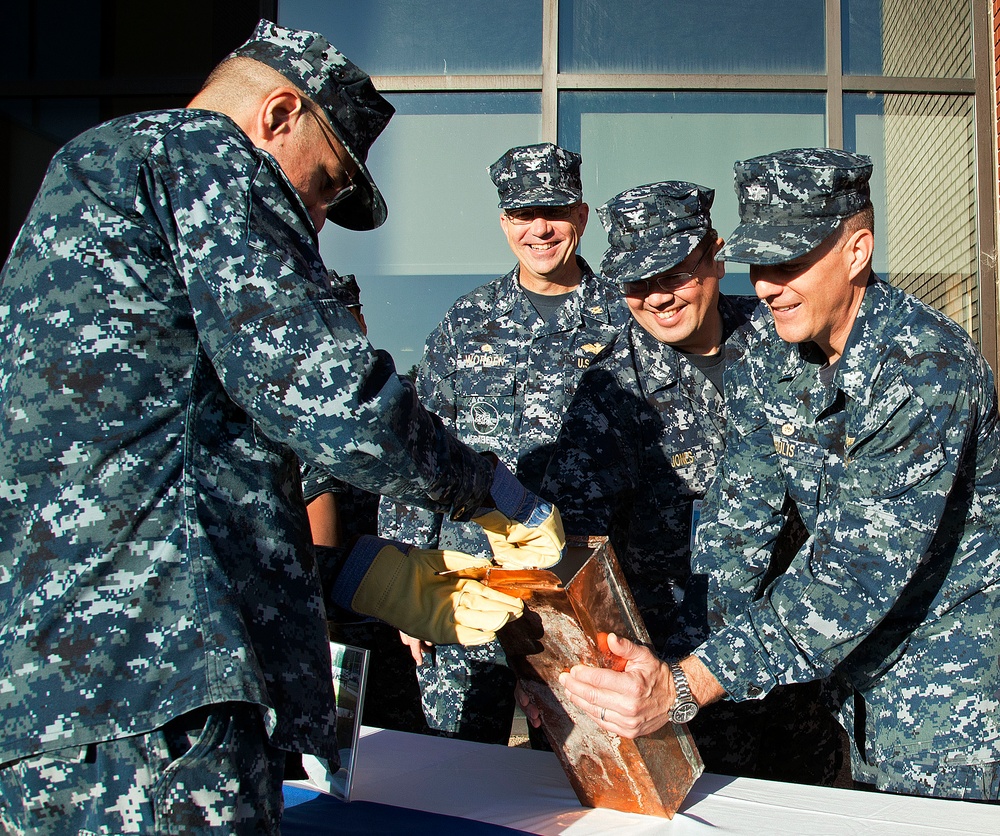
[844,227,874,283]
[712,236,726,279]
[248,87,307,144]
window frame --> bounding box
[360,0,998,371]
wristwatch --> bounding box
[667,662,700,724]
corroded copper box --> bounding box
[482,536,703,818]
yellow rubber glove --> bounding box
[350,540,524,646]
[470,459,565,569]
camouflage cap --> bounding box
[720,147,873,265]
[489,143,583,209]
[598,181,714,286]
[230,19,395,231]
[328,272,362,308]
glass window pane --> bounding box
[560,92,826,297]
[318,93,541,371]
[560,0,825,74]
[843,0,972,77]
[844,93,979,340]
[279,0,542,76]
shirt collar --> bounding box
[772,275,890,408]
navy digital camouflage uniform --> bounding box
[380,257,628,743]
[542,297,759,655]
[380,143,628,745]
[0,21,507,834]
[299,268,430,741]
[693,149,1000,800]
[541,181,841,783]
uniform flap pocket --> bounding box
[773,433,825,506]
[846,377,947,499]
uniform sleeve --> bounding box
[541,366,637,538]
[299,461,345,504]
[691,350,789,631]
[143,119,492,516]
[694,347,987,702]
[376,320,455,547]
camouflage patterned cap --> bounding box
[489,143,583,209]
[720,147,873,265]
[598,181,714,286]
[328,272,362,308]
[230,19,395,231]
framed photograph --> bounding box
[298,641,370,801]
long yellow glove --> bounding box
[470,459,565,569]
[349,538,524,646]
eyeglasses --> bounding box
[504,205,579,225]
[622,243,713,297]
[322,179,356,211]
[306,106,357,210]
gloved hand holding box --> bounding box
[470,458,565,569]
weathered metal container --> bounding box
[483,536,704,818]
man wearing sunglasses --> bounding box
[540,181,841,783]
[0,21,566,834]
[380,143,629,746]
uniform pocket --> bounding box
[844,376,947,500]
[774,435,826,509]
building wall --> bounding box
[882,0,979,339]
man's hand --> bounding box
[349,538,524,646]
[515,682,542,728]
[399,630,433,665]
[558,633,727,738]
[471,459,565,569]
[559,633,675,738]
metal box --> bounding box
[486,536,704,818]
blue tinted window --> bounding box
[279,0,542,75]
[843,0,972,77]
[844,91,978,337]
[560,91,826,296]
[560,0,825,74]
[842,0,884,74]
[318,93,542,370]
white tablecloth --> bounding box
[346,726,998,835]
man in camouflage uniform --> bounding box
[541,180,841,783]
[559,148,1000,801]
[380,143,629,744]
[300,273,428,737]
[0,21,563,834]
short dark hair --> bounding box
[839,204,875,240]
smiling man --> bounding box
[540,181,841,783]
[380,143,628,746]
[557,148,1000,801]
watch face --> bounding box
[671,700,699,724]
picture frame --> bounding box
[296,641,370,801]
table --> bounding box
[281,727,998,835]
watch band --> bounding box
[667,661,700,724]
